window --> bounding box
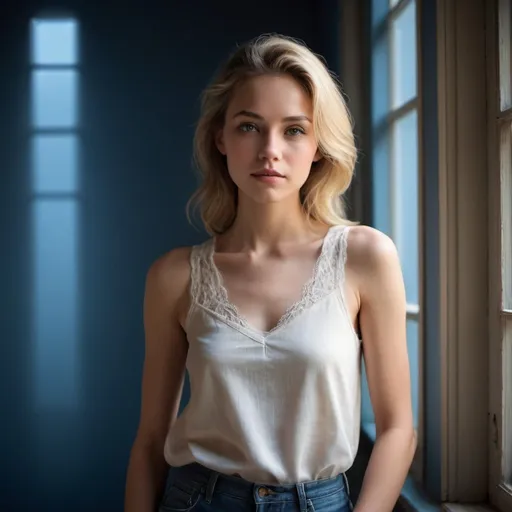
[363,0,422,473]
[490,0,512,509]
[30,17,81,409]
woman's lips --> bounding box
[251,169,285,177]
[251,173,285,184]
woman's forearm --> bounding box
[353,427,416,512]
[124,441,169,512]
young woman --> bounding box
[125,34,416,512]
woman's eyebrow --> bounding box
[232,110,312,123]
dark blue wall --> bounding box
[0,1,343,510]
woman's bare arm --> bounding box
[347,226,416,512]
[124,247,191,512]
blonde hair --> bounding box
[187,34,357,235]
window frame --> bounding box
[344,0,511,509]
[438,0,494,507]
[365,0,425,484]
[488,1,512,511]
[389,0,424,484]
[340,0,427,498]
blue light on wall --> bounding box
[30,18,81,409]
[31,19,78,66]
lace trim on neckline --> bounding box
[190,225,348,335]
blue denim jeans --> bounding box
[159,463,353,511]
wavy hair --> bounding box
[187,34,357,235]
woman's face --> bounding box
[216,74,321,205]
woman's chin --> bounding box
[238,187,297,206]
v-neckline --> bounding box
[206,226,337,338]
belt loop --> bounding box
[205,470,219,504]
[295,482,308,512]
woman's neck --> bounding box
[218,196,327,253]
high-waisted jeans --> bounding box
[159,463,353,512]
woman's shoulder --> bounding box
[345,225,399,274]
[145,246,194,297]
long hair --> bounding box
[187,34,358,235]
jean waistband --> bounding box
[171,463,348,504]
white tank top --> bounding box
[164,225,362,485]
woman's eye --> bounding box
[286,127,306,136]
[239,123,257,132]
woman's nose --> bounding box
[258,133,282,161]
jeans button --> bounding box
[258,487,269,497]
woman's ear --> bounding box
[215,129,226,155]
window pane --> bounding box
[391,0,417,108]
[31,19,78,66]
[502,123,512,310]
[407,318,419,430]
[504,318,512,486]
[394,109,419,304]
[372,134,392,236]
[371,20,392,236]
[499,0,512,110]
[32,70,78,129]
[32,135,78,193]
[32,200,79,409]
[361,360,374,424]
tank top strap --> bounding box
[188,238,243,326]
[189,239,213,306]
[333,225,351,286]
[309,225,350,297]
